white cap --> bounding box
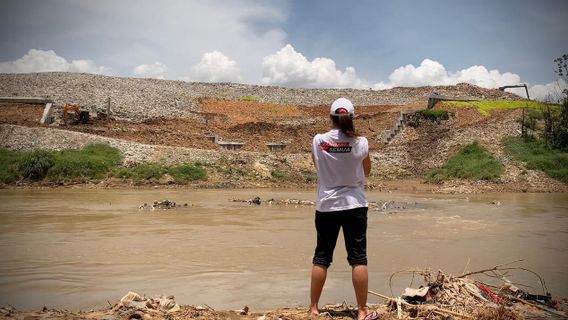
[330,97,354,118]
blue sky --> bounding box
[0,0,566,98]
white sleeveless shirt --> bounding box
[312,129,369,212]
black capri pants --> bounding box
[312,206,368,268]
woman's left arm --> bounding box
[363,154,371,177]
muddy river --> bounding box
[0,189,566,311]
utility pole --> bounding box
[107,97,111,130]
[499,84,530,138]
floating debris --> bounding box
[139,200,184,210]
[368,200,421,213]
[230,197,315,206]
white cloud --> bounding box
[261,44,368,88]
[373,59,521,89]
[0,49,113,75]
[370,58,568,101]
[133,61,168,79]
[57,1,288,82]
[189,51,242,83]
[505,80,567,102]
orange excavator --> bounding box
[63,103,95,125]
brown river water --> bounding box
[0,189,567,311]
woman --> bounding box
[309,97,374,320]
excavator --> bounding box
[63,103,96,125]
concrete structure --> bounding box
[266,143,287,152]
[383,111,411,144]
[40,102,55,124]
[205,134,218,144]
[218,142,244,151]
[0,97,56,125]
[0,97,53,104]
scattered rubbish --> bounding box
[368,260,567,319]
[139,200,190,210]
[491,200,502,206]
[401,286,431,303]
[230,197,315,206]
[368,200,421,213]
[116,291,180,313]
[233,305,249,315]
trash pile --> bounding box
[228,197,422,212]
[368,200,421,213]
[368,262,567,319]
[230,197,315,206]
[139,200,191,210]
[113,291,181,315]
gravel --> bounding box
[0,72,522,122]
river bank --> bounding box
[2,177,567,194]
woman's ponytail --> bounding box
[332,114,356,137]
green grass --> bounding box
[0,149,23,183]
[414,109,450,123]
[427,141,504,183]
[114,163,166,180]
[47,144,122,182]
[114,163,207,183]
[440,100,558,116]
[0,144,122,183]
[0,145,207,185]
[18,150,54,180]
[238,95,255,101]
[168,164,207,182]
[270,169,287,180]
[503,136,568,184]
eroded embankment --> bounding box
[1,122,566,193]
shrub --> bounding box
[169,164,207,182]
[427,141,504,183]
[239,95,255,101]
[412,109,450,126]
[0,149,22,183]
[18,150,54,180]
[47,144,122,182]
[114,163,166,181]
[503,136,568,184]
[270,169,286,180]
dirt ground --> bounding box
[0,100,414,153]
[1,99,566,193]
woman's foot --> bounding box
[308,306,319,318]
[358,309,379,320]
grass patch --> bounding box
[503,136,568,184]
[18,150,54,180]
[115,163,207,183]
[414,109,450,124]
[238,95,255,101]
[169,164,207,182]
[0,149,23,183]
[47,144,122,182]
[0,144,122,184]
[427,141,504,183]
[114,163,166,180]
[270,169,287,180]
[0,145,207,185]
[440,100,558,116]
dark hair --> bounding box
[331,114,356,137]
